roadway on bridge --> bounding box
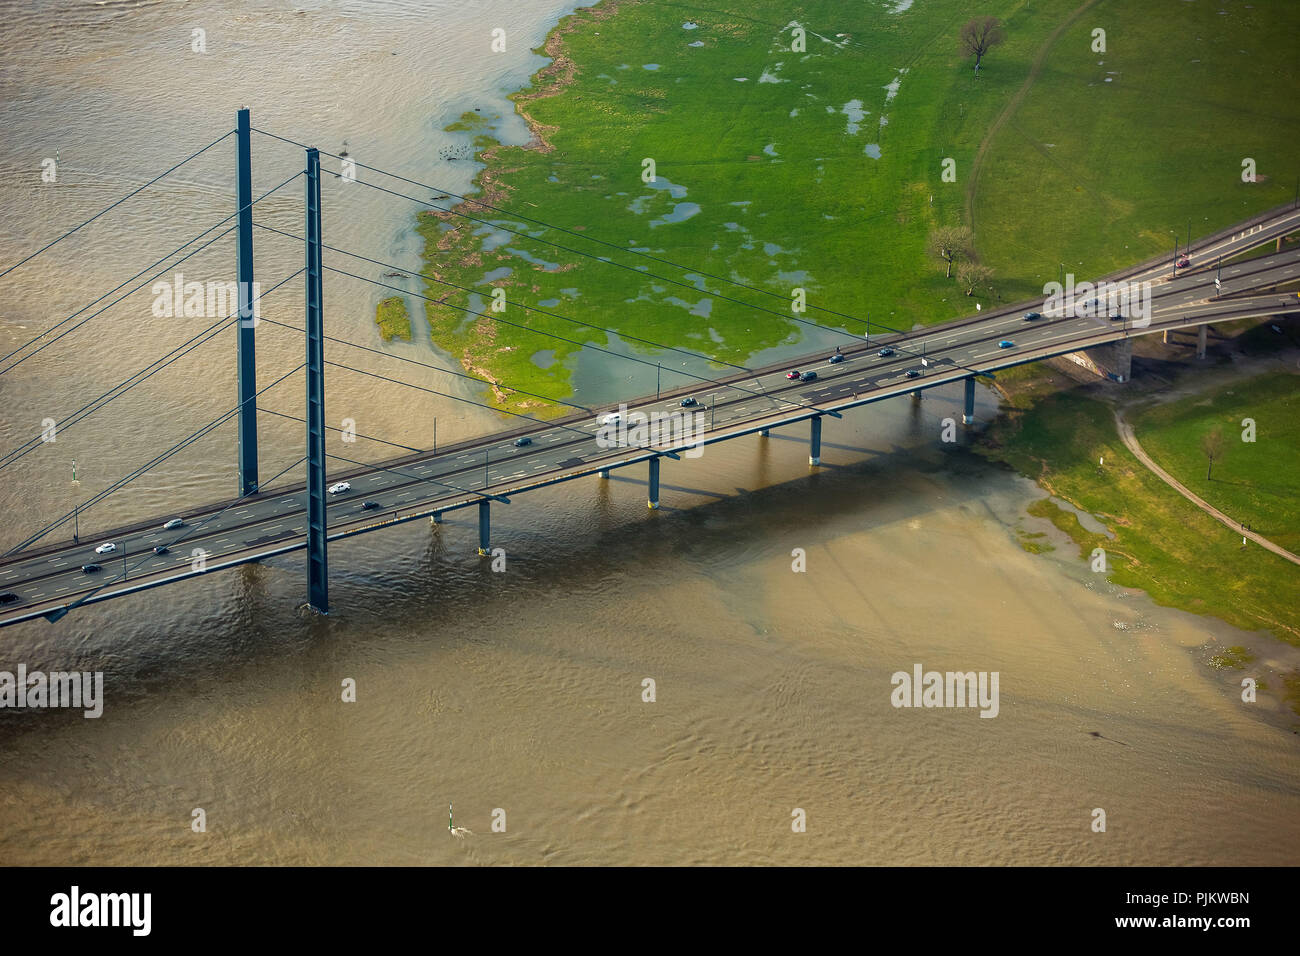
[2,208,1298,626]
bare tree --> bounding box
[928,225,972,279]
[960,17,1005,74]
[956,261,994,296]
[1201,426,1225,480]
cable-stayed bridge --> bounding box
[0,111,1296,628]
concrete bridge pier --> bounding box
[1065,338,1132,383]
[759,428,769,438]
[598,468,610,479]
[911,391,922,404]
[647,457,660,509]
[430,512,442,525]
[963,377,976,425]
[477,500,490,556]
[809,415,822,466]
[1197,324,1208,359]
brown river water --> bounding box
[0,0,1296,866]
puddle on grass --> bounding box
[864,144,882,159]
[841,99,867,135]
[505,247,561,270]
[650,202,701,227]
[664,296,713,318]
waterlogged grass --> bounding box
[1132,372,1300,554]
[974,0,1300,304]
[375,296,412,342]
[417,0,1299,411]
[420,0,1098,409]
[1026,496,1105,559]
[979,391,1300,643]
[1209,645,1254,670]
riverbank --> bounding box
[975,318,1300,658]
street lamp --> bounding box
[1170,232,1178,279]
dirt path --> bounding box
[1114,410,1300,567]
[965,0,1104,240]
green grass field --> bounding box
[375,296,412,342]
[1132,371,1300,554]
[417,0,1300,411]
[979,383,1300,643]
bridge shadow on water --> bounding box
[0,418,998,736]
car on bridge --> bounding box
[598,412,622,426]
[800,370,818,382]
[81,564,101,574]
[828,352,845,364]
[153,545,169,555]
[785,370,801,379]
[877,347,895,357]
[905,369,921,379]
[514,436,533,447]
[998,340,1015,349]
[163,517,184,530]
[0,593,18,605]
[679,397,698,407]
[95,542,116,555]
[1023,311,1042,321]
[328,481,351,495]
[1177,255,1191,269]
[1109,311,1124,321]
[361,501,382,510]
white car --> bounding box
[598,413,622,427]
[94,542,116,555]
[328,481,351,495]
[163,518,184,530]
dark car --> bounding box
[905,369,921,379]
[679,397,698,408]
[514,437,533,447]
[1023,311,1042,321]
[785,370,801,380]
[800,370,818,382]
[828,352,845,364]
[153,545,169,555]
[1177,255,1190,268]
[998,340,1015,349]
[361,501,382,510]
[81,564,102,574]
[0,593,18,605]
[878,347,895,357]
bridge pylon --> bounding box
[235,108,260,497]
[304,147,328,613]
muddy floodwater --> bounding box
[0,1,1297,866]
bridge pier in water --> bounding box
[759,428,769,438]
[963,376,975,425]
[809,415,822,466]
[598,468,610,479]
[648,457,660,509]
[477,500,491,556]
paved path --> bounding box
[1114,410,1300,567]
